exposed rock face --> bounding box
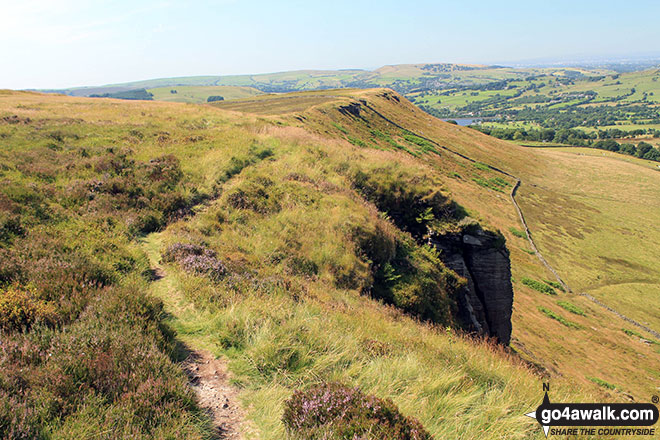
[429,227,513,345]
[337,102,362,118]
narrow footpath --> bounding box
[141,232,245,440]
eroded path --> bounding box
[183,350,243,439]
[141,232,245,440]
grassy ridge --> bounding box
[285,89,660,400]
[1,88,656,438]
[150,118,580,438]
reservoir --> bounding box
[442,118,482,126]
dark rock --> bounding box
[429,226,513,344]
[338,102,362,118]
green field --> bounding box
[147,85,263,103]
[513,147,660,331]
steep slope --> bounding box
[273,89,659,400]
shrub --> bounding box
[587,376,617,390]
[557,300,585,316]
[282,382,433,440]
[473,162,491,171]
[544,279,565,292]
[225,177,282,214]
[348,136,368,148]
[350,166,455,239]
[145,155,183,189]
[472,177,506,192]
[402,134,439,154]
[622,328,659,344]
[538,306,582,329]
[508,227,527,239]
[372,238,459,325]
[162,243,226,280]
[521,277,556,295]
[0,393,43,440]
[0,214,25,244]
[0,284,56,332]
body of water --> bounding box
[442,118,482,126]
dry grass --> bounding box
[2,88,653,439]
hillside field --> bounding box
[147,85,263,104]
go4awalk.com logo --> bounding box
[525,384,659,437]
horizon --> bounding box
[29,53,660,92]
[3,0,660,90]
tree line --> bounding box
[472,125,660,162]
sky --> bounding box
[2,0,659,89]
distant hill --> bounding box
[37,63,660,140]
[38,63,503,97]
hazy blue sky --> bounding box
[2,0,659,89]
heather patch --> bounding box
[282,382,433,440]
[162,243,226,280]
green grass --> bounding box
[587,377,618,391]
[521,277,556,295]
[147,85,263,103]
[509,227,527,239]
[3,87,654,438]
[538,307,582,329]
[556,300,586,316]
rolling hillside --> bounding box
[42,63,660,139]
[1,88,657,438]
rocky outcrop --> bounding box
[429,227,513,345]
[337,102,362,118]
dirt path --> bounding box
[183,350,244,439]
[141,233,245,439]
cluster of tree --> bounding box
[472,125,660,162]
[596,127,660,138]
[592,140,660,161]
[474,126,592,146]
[207,95,224,102]
[476,104,660,130]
